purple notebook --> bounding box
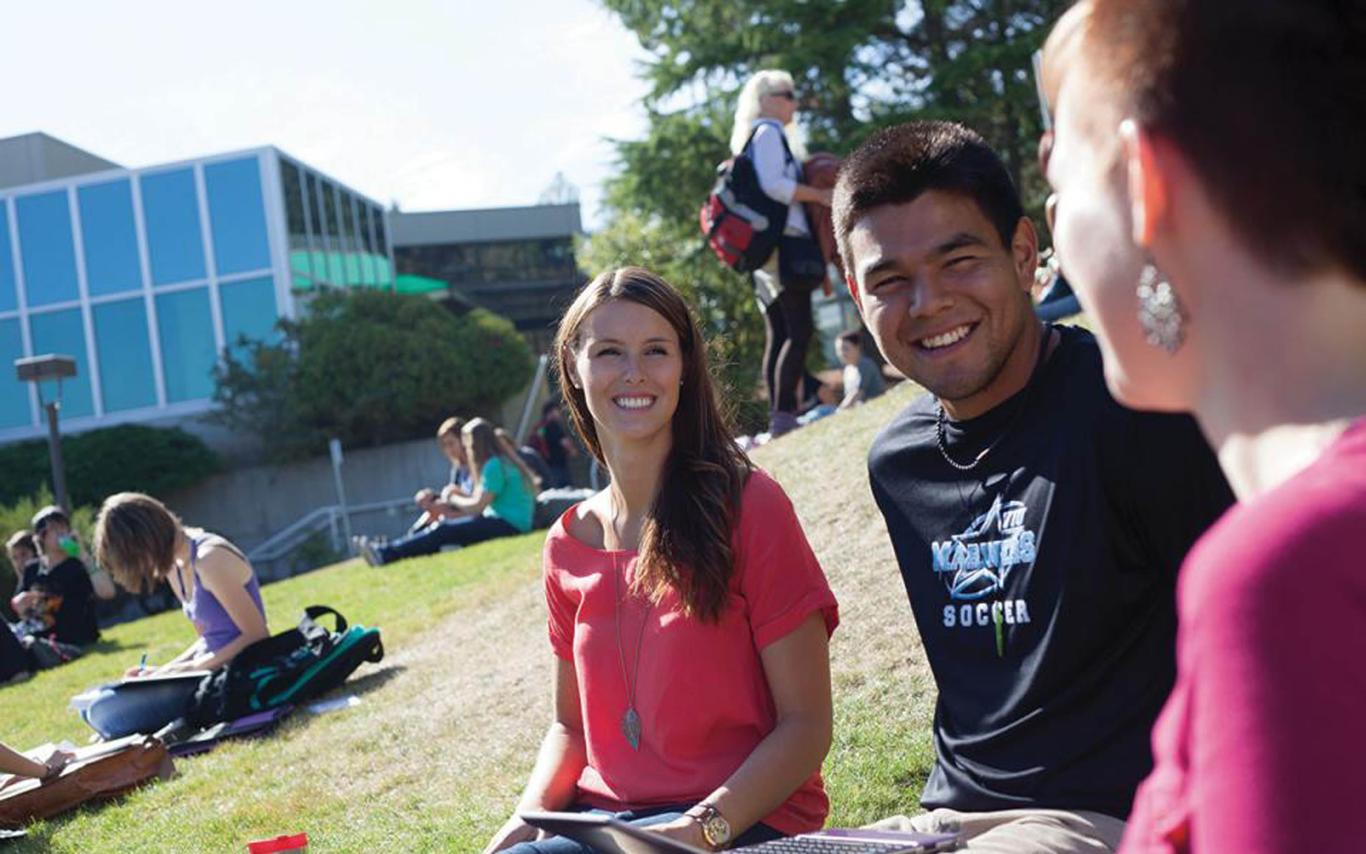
[168,706,294,757]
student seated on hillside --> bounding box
[834,122,1233,851]
[530,401,578,488]
[84,493,270,738]
[835,330,885,410]
[359,418,538,566]
[9,508,116,648]
[484,268,838,854]
[411,416,476,532]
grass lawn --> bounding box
[2,382,938,852]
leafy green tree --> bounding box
[588,1,1066,424]
[212,290,535,461]
[602,0,1066,211]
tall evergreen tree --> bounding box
[586,1,1066,427]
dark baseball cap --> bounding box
[31,505,69,534]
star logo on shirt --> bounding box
[931,494,1038,601]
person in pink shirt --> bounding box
[1040,2,1366,851]
[483,267,839,853]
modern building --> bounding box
[391,203,584,354]
[0,132,393,442]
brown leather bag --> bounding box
[803,151,845,297]
[0,736,175,827]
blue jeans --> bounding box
[82,677,200,738]
[377,515,518,563]
[503,804,783,853]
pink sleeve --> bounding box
[1185,514,1366,853]
[736,471,839,649]
[544,538,576,661]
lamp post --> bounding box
[15,354,77,514]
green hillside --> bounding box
[1,383,935,852]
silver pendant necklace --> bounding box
[609,503,650,750]
[612,551,650,750]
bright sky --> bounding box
[0,0,652,228]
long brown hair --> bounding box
[554,267,752,622]
[92,492,182,595]
[464,418,538,495]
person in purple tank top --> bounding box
[93,492,269,676]
[76,493,271,739]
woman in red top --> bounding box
[484,267,839,853]
[1040,2,1366,852]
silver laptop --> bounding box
[519,811,961,853]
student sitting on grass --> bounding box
[484,267,838,853]
[83,493,269,738]
[411,416,475,532]
[10,507,117,648]
[359,418,538,566]
[835,329,885,410]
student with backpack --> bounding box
[82,493,270,738]
[729,70,831,438]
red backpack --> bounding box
[699,124,793,272]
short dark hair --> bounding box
[31,505,69,535]
[541,400,560,417]
[833,121,1025,274]
[1085,0,1366,281]
[836,329,862,348]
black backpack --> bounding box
[699,123,795,273]
[187,606,383,727]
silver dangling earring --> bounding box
[1136,264,1187,354]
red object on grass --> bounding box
[246,833,308,853]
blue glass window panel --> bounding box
[28,309,94,418]
[16,192,79,307]
[92,299,156,412]
[141,169,206,285]
[155,288,216,402]
[205,157,271,275]
[219,276,279,362]
[0,206,16,312]
[78,179,143,296]
[0,318,30,428]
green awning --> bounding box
[394,273,450,295]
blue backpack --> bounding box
[188,606,383,727]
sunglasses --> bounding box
[769,91,797,101]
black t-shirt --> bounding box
[19,557,100,647]
[541,419,569,468]
[868,325,1233,819]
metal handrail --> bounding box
[247,496,415,563]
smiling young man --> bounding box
[833,122,1233,852]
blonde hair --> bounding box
[730,69,809,160]
[436,416,465,439]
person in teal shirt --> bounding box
[360,418,540,566]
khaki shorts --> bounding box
[868,807,1126,853]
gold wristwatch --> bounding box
[686,803,732,850]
